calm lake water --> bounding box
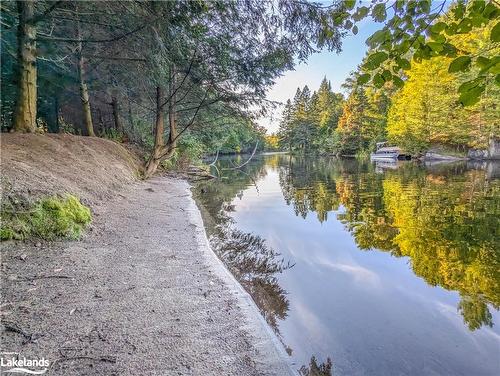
[194,154,500,376]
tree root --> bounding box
[187,171,216,179]
[49,354,116,374]
[19,275,75,281]
[1,321,43,344]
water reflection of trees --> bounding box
[196,156,270,230]
[194,156,293,336]
[212,227,293,332]
[279,157,341,222]
[299,356,333,376]
[381,169,499,330]
[279,156,500,331]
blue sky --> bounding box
[260,19,382,133]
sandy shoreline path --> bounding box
[1,176,294,375]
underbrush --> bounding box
[159,135,206,171]
[355,149,371,160]
[1,195,91,241]
[101,128,124,142]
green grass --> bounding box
[1,195,91,241]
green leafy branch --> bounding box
[335,0,500,106]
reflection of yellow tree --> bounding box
[279,157,499,330]
[381,171,499,330]
[335,169,400,253]
[328,163,500,330]
[265,154,282,169]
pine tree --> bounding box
[336,89,368,155]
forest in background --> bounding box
[277,7,499,157]
[2,0,297,174]
[1,1,499,173]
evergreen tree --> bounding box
[278,80,344,154]
[336,89,368,155]
[278,99,294,151]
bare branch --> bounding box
[209,150,220,166]
[159,48,198,109]
[30,1,64,24]
[221,142,259,170]
[36,16,157,44]
[83,54,146,62]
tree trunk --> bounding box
[75,12,95,137]
[145,86,166,178]
[127,98,134,132]
[12,0,37,133]
[97,108,105,135]
[144,67,177,178]
[54,96,60,133]
[111,96,123,133]
[77,49,94,136]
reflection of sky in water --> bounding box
[226,167,500,376]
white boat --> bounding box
[370,145,401,161]
[375,160,400,173]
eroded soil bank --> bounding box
[0,133,143,205]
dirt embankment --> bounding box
[1,133,143,207]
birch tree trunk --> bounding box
[12,0,37,133]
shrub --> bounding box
[0,195,91,241]
[101,128,123,142]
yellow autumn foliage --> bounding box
[387,24,500,153]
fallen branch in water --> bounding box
[208,149,221,178]
[211,164,221,178]
[221,142,258,170]
[209,149,219,166]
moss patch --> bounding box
[1,195,91,241]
